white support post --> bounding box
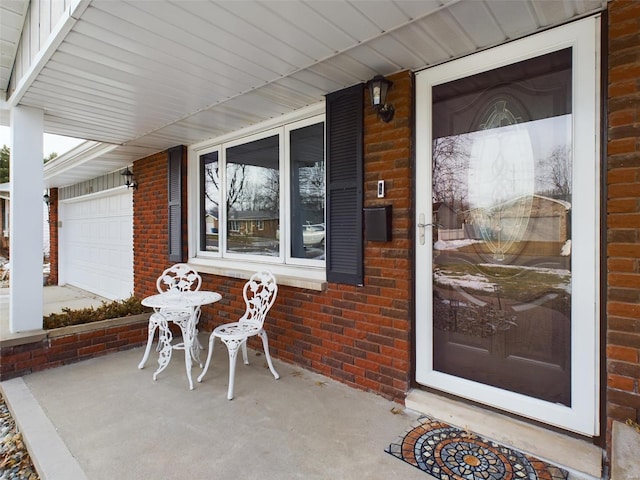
[9,106,44,333]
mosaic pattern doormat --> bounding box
[386,416,568,480]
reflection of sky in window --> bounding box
[467,124,535,209]
[436,114,571,210]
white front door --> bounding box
[415,17,600,436]
[59,188,133,300]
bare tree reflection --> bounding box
[432,135,471,211]
[537,145,572,198]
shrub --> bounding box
[43,295,151,329]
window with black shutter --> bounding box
[326,84,364,285]
[168,146,183,262]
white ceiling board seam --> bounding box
[91,1,295,80]
[38,66,199,113]
[480,0,509,41]
[75,12,275,86]
[61,30,254,96]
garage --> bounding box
[59,188,133,300]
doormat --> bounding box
[385,416,568,480]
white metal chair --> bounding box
[197,271,279,399]
[138,263,202,369]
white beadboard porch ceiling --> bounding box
[0,0,606,188]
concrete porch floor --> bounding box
[1,341,429,480]
[1,338,615,480]
[0,285,634,479]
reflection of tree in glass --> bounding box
[231,166,279,214]
[258,168,279,212]
[298,162,324,213]
[537,145,571,198]
[432,135,471,211]
[204,163,220,214]
[225,163,248,211]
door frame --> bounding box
[414,16,601,436]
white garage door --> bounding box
[59,188,133,300]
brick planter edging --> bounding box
[0,313,150,381]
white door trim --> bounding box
[415,16,600,436]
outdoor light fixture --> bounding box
[121,167,137,190]
[43,192,51,206]
[366,74,394,123]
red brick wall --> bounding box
[0,317,148,381]
[133,73,414,401]
[47,188,58,285]
[607,0,640,433]
[133,148,188,298]
[133,151,169,297]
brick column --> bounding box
[606,0,640,439]
[47,188,59,285]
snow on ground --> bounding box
[434,270,496,292]
[434,239,482,250]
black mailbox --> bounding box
[364,205,392,242]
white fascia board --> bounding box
[6,0,91,108]
[43,141,119,182]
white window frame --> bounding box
[221,126,285,265]
[283,115,327,268]
[187,104,327,286]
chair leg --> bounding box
[220,338,243,400]
[258,330,280,380]
[196,334,216,383]
[241,340,249,365]
[138,321,158,369]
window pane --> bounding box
[226,135,279,256]
[290,123,325,260]
[200,151,220,252]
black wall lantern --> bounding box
[121,167,137,190]
[366,74,394,123]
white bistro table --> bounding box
[141,290,222,389]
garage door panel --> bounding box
[60,189,134,300]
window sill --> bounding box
[188,258,328,292]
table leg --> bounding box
[177,318,194,390]
[153,318,173,381]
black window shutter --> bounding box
[168,146,183,262]
[326,84,364,285]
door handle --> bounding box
[418,214,442,245]
[418,213,443,245]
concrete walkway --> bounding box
[1,341,429,480]
[0,285,108,342]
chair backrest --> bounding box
[239,271,278,328]
[156,263,202,293]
